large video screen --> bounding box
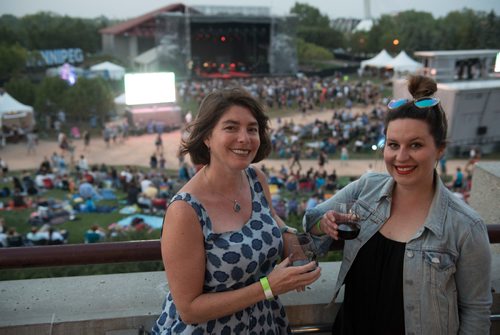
[124,72,176,105]
[495,52,500,73]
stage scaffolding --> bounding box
[155,10,297,77]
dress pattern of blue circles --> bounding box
[152,167,290,335]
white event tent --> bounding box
[90,61,126,80]
[360,49,394,69]
[386,51,423,73]
[0,92,35,129]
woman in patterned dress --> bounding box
[152,88,321,334]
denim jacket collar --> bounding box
[378,176,394,202]
[422,175,448,240]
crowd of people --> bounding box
[0,148,184,247]
[0,217,68,247]
[0,100,483,250]
[178,75,384,111]
[268,104,385,162]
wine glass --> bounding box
[329,202,363,240]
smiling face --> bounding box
[384,118,445,190]
[205,105,260,171]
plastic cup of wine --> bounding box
[288,233,317,269]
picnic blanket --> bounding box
[117,214,163,230]
[100,188,117,200]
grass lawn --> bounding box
[0,169,167,280]
[0,181,161,243]
[0,168,350,280]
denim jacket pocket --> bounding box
[423,251,457,289]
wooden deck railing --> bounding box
[2,224,500,269]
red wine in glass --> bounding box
[337,221,360,240]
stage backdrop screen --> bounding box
[124,72,176,105]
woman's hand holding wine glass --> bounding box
[319,202,362,241]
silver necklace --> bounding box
[204,168,242,213]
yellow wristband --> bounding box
[280,225,297,235]
[316,220,324,235]
[260,276,274,301]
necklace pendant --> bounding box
[233,201,241,213]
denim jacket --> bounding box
[303,172,492,335]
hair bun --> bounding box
[407,75,437,99]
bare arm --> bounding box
[162,200,320,324]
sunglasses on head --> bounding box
[387,97,440,110]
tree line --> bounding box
[0,12,118,126]
[291,3,500,61]
[0,5,499,126]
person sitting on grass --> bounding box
[6,227,23,247]
[84,225,106,243]
[10,188,31,209]
[0,218,7,247]
[128,217,154,234]
[26,226,44,245]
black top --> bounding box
[333,231,406,335]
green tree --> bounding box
[296,38,334,62]
[364,8,500,54]
[0,15,23,46]
[0,44,27,82]
[297,26,345,50]
[291,3,344,54]
[390,11,437,53]
[437,9,500,50]
[62,77,113,124]
[366,11,436,54]
[349,31,370,55]
[437,9,481,49]
[34,76,70,122]
[4,76,36,106]
[290,2,330,27]
[0,12,117,51]
[482,11,500,48]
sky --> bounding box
[1,0,499,20]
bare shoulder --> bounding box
[249,164,267,183]
[163,197,201,232]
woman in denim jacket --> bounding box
[304,75,491,334]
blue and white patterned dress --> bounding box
[152,167,290,335]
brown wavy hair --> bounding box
[179,87,272,165]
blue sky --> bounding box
[2,0,499,19]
